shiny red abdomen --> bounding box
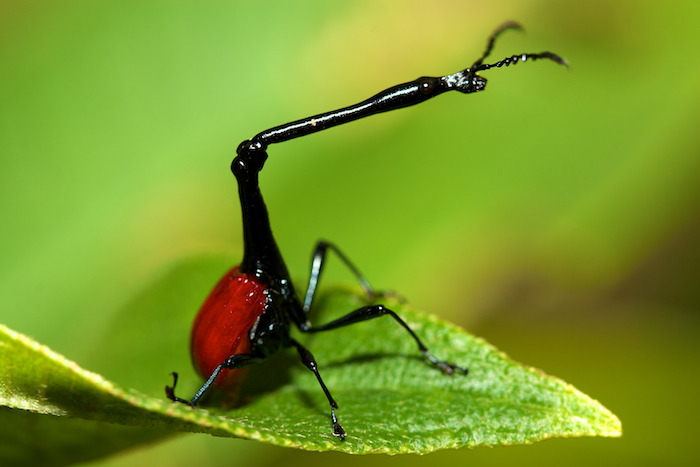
[190,266,267,390]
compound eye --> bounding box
[418,78,437,95]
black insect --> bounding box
[166,22,567,440]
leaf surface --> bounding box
[0,257,621,460]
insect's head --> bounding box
[443,69,487,94]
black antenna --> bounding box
[471,20,524,68]
[471,21,569,71]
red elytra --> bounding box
[190,266,267,390]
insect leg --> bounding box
[166,353,263,407]
[290,339,346,440]
[302,240,374,313]
[302,305,468,375]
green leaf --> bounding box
[0,257,620,460]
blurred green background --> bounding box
[1,0,698,465]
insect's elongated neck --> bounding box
[231,141,290,285]
[251,70,486,148]
[228,69,473,285]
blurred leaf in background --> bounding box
[1,0,698,466]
